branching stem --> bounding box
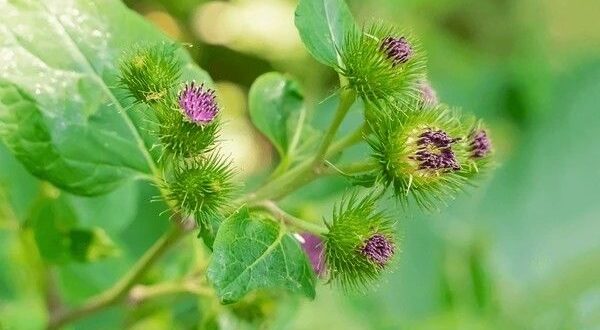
[323,160,378,176]
[240,95,362,205]
[312,88,356,166]
[48,75,360,330]
[47,222,190,330]
[128,279,212,306]
[256,200,328,235]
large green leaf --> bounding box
[0,0,211,196]
[207,208,316,304]
[295,0,356,67]
[248,72,306,159]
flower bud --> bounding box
[459,120,494,179]
[368,103,470,209]
[163,154,235,227]
[340,24,426,108]
[153,83,220,160]
[118,43,181,104]
[323,193,396,290]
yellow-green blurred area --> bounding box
[1,0,599,329]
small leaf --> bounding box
[25,184,122,264]
[248,72,306,158]
[27,192,78,264]
[295,0,356,67]
[207,208,316,304]
[0,0,211,196]
[69,227,119,262]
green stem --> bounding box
[129,279,212,306]
[268,155,291,180]
[240,101,363,205]
[47,85,359,329]
[323,160,378,176]
[312,89,356,167]
[256,201,327,235]
[325,122,365,156]
[44,267,64,321]
[47,223,189,330]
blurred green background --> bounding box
[1,0,599,329]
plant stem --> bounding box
[312,89,356,167]
[323,160,378,176]
[325,123,365,157]
[240,98,362,205]
[47,223,189,330]
[268,155,291,180]
[128,279,212,306]
[47,85,359,329]
[256,200,327,235]
[44,267,64,320]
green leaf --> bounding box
[26,185,120,264]
[27,190,78,264]
[248,72,306,159]
[0,0,211,196]
[207,208,316,304]
[295,0,356,67]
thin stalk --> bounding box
[311,89,356,166]
[47,223,189,330]
[257,201,327,235]
[47,85,361,329]
[128,280,212,306]
[44,267,64,320]
[268,155,291,180]
[323,160,378,176]
[241,123,365,204]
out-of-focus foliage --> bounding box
[1,0,599,328]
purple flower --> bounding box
[300,233,325,276]
[469,129,492,159]
[360,234,395,266]
[380,36,413,66]
[178,82,219,124]
[419,81,438,106]
[412,129,461,171]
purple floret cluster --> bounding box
[178,82,219,124]
[360,234,395,266]
[414,129,460,171]
[380,36,413,66]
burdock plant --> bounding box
[8,0,495,328]
[113,0,496,309]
